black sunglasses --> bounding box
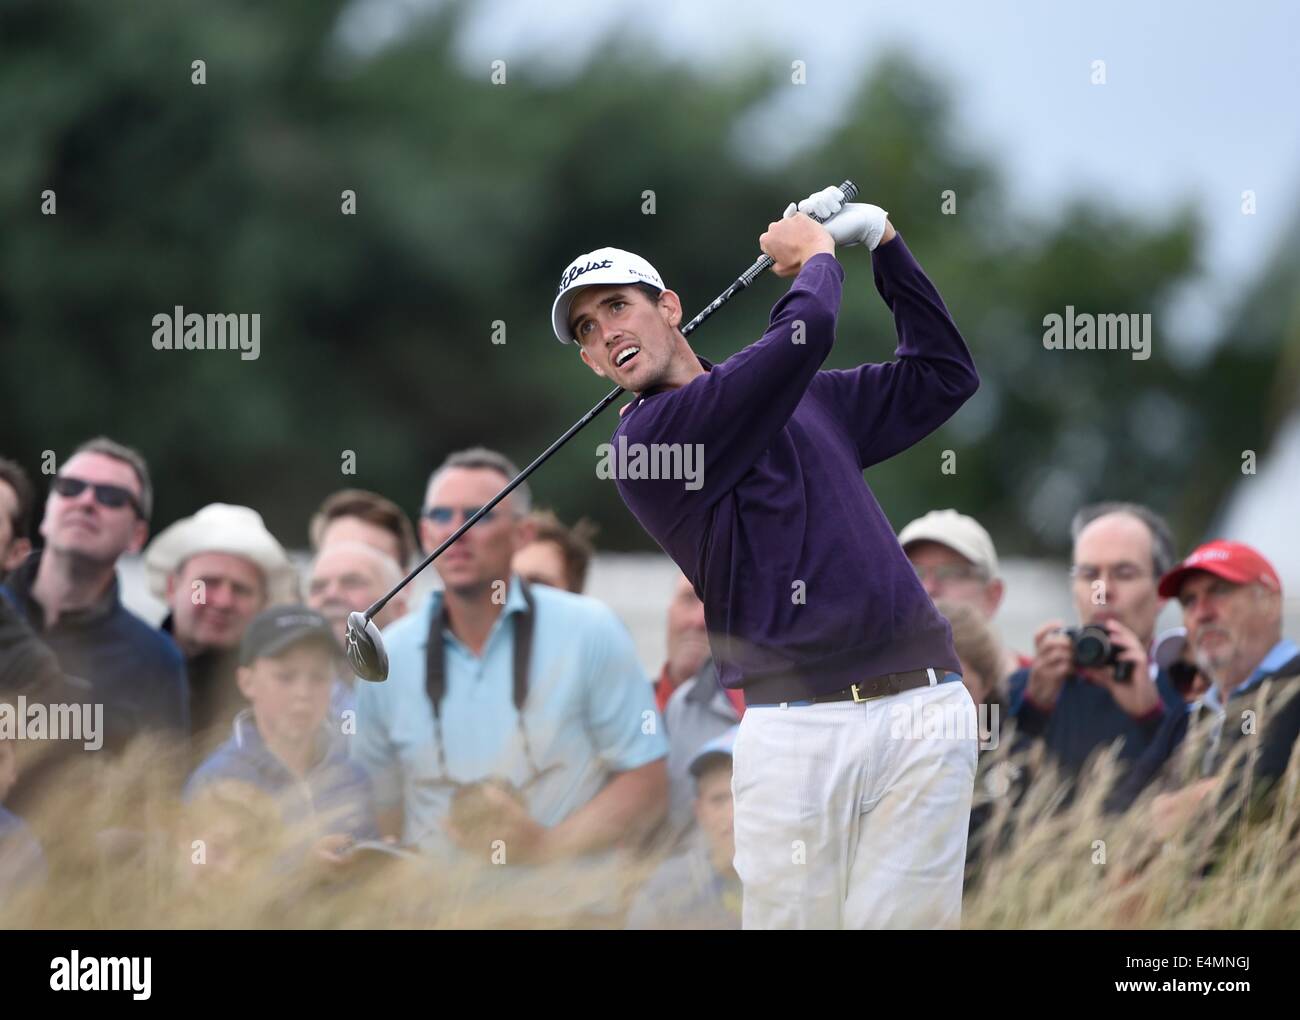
[422,505,497,525]
[52,476,145,518]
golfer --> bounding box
[551,186,980,929]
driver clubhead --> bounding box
[346,611,390,682]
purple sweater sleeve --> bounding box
[620,253,844,502]
[809,234,978,468]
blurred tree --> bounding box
[1175,208,1300,541]
[3,0,1275,562]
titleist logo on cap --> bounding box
[558,258,614,293]
[1190,549,1230,563]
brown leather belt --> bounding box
[745,667,949,706]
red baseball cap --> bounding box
[1157,539,1282,599]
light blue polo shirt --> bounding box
[351,576,667,855]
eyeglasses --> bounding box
[422,505,498,525]
[1070,564,1152,585]
[52,476,144,518]
[911,563,986,584]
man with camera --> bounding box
[1009,503,1184,779]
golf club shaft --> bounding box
[363,385,624,619]
[361,178,858,619]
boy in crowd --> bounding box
[625,728,741,930]
[0,727,47,906]
[185,606,378,867]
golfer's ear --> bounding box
[660,289,683,329]
[578,346,606,379]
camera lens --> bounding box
[1072,626,1111,667]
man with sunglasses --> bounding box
[351,447,667,915]
[1,437,189,753]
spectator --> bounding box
[0,589,63,701]
[937,599,1016,879]
[511,509,596,593]
[184,606,378,865]
[145,503,296,748]
[663,656,741,844]
[1008,502,1183,781]
[1,438,188,751]
[1106,541,1300,844]
[309,489,418,571]
[306,541,408,742]
[0,457,35,580]
[652,573,712,714]
[899,509,1025,676]
[352,447,668,878]
[935,599,1007,715]
[626,728,741,929]
[0,727,47,906]
[0,596,78,828]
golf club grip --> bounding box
[737,179,858,288]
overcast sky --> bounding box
[341,0,1299,342]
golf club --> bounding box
[346,179,859,681]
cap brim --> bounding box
[245,629,342,665]
[900,531,991,575]
[551,289,579,344]
[1157,563,1253,599]
[550,277,665,345]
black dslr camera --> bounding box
[1065,624,1134,682]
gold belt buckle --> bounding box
[852,673,902,703]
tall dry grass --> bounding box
[3,730,1299,929]
[1,734,660,929]
[962,738,1300,929]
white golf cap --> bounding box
[144,502,299,604]
[897,509,1000,578]
[551,246,665,344]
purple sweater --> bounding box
[612,238,978,700]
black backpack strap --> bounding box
[424,595,450,721]
[425,579,536,720]
[512,579,535,713]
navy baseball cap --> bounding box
[240,606,342,666]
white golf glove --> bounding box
[784,186,890,251]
